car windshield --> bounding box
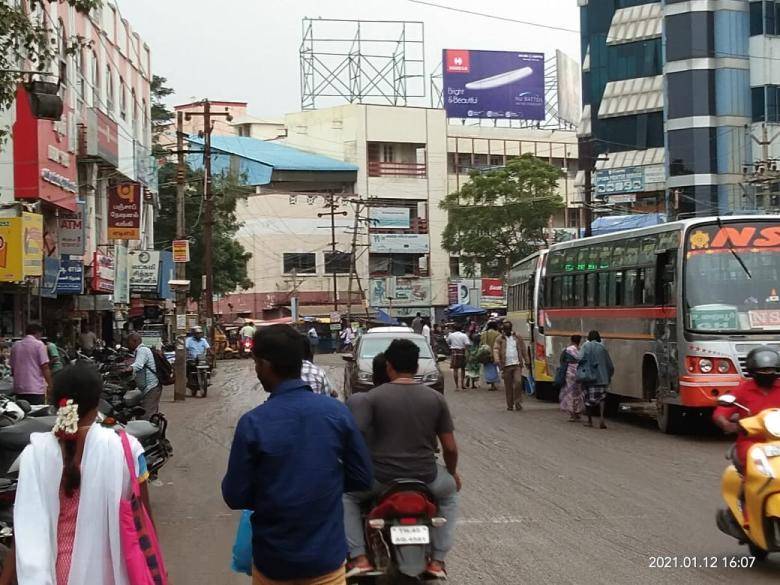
[685,221,780,333]
[358,336,433,359]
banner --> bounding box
[369,207,411,229]
[481,278,506,308]
[58,201,85,256]
[108,183,141,240]
[92,250,114,293]
[56,258,84,294]
[22,212,43,277]
[443,49,545,120]
[114,243,129,304]
[42,257,60,299]
[172,239,190,263]
[369,234,429,254]
[369,277,431,307]
[129,250,161,293]
[0,217,23,281]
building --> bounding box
[5,2,155,342]
[579,0,775,217]
[174,100,285,140]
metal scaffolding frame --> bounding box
[299,18,426,110]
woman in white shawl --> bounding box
[7,363,150,585]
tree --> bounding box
[0,0,102,138]
[155,161,253,300]
[150,74,174,151]
[440,153,564,275]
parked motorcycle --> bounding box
[716,394,780,561]
[349,479,446,584]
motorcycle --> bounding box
[187,354,211,397]
[350,479,446,584]
[240,336,253,359]
[716,394,780,561]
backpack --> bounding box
[151,348,175,386]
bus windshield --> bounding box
[685,221,780,333]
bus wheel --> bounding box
[657,401,684,434]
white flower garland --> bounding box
[53,399,79,438]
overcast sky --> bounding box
[119,0,580,119]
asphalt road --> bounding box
[151,356,780,584]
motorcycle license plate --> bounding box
[390,525,430,545]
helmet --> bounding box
[745,346,780,373]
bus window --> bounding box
[576,248,589,272]
[609,271,624,306]
[551,277,562,307]
[611,242,626,269]
[562,275,574,306]
[597,244,613,270]
[573,274,585,305]
[598,272,609,306]
[586,273,598,306]
[656,251,677,305]
[639,236,657,265]
[564,248,578,273]
[549,250,565,273]
[641,267,656,305]
[624,269,639,306]
[624,240,640,267]
[527,275,535,311]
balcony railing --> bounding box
[368,161,427,178]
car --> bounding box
[343,330,445,397]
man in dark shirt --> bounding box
[222,325,373,584]
[344,338,460,580]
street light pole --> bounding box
[174,111,187,402]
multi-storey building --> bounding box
[580,0,778,216]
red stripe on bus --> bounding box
[544,306,677,319]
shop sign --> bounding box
[481,278,506,308]
[369,207,411,229]
[92,250,115,293]
[108,183,142,240]
[172,240,190,263]
[56,258,84,295]
[129,250,160,293]
[595,166,645,196]
[370,277,431,307]
[58,201,86,256]
[0,216,28,281]
[114,243,129,304]
[158,251,174,300]
[86,107,119,167]
[42,257,60,299]
[369,234,429,254]
[22,212,43,277]
[448,280,471,305]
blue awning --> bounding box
[374,309,399,325]
[591,213,666,235]
[446,304,487,317]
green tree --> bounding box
[440,153,564,275]
[150,74,174,151]
[0,0,102,137]
[155,161,253,300]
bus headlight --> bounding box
[699,359,713,374]
[765,411,780,439]
[717,360,731,374]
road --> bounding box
[151,355,780,584]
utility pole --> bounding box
[174,111,187,402]
[745,123,780,211]
[184,100,232,340]
[318,195,348,311]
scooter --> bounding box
[349,479,446,584]
[240,336,253,359]
[716,394,780,560]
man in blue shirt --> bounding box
[222,325,372,584]
[185,326,210,360]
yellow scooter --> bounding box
[717,395,780,560]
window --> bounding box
[607,38,662,81]
[382,144,394,162]
[562,275,574,307]
[753,86,766,122]
[586,273,598,306]
[608,271,624,306]
[77,48,86,100]
[624,269,639,305]
[91,51,100,106]
[324,251,351,274]
[665,12,715,62]
[751,1,765,35]
[489,154,504,167]
[456,153,472,172]
[668,128,718,176]
[641,267,656,304]
[551,277,562,307]
[119,78,127,120]
[473,153,488,168]
[596,112,665,151]
[283,253,316,274]
[449,257,460,277]
[597,272,609,306]
[573,275,585,306]
[667,70,716,118]
[106,65,114,113]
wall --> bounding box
[0,108,14,205]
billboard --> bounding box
[58,201,85,256]
[129,250,161,293]
[56,258,84,295]
[555,50,582,127]
[369,207,411,229]
[370,277,431,307]
[108,183,142,240]
[443,49,545,120]
[369,234,429,254]
[92,250,114,293]
[481,278,506,309]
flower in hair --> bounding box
[53,399,79,440]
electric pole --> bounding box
[174,111,187,401]
[744,123,780,211]
[318,195,348,312]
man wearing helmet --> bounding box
[713,346,780,468]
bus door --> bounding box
[652,249,679,399]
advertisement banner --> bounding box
[92,250,114,293]
[108,183,142,240]
[114,243,129,304]
[172,240,190,263]
[481,278,506,308]
[129,250,161,293]
[22,212,43,277]
[0,217,23,282]
[158,250,174,300]
[595,167,646,196]
[443,49,545,120]
[58,201,86,256]
[86,108,119,167]
[56,258,84,294]
[369,207,411,229]
[369,234,429,254]
[369,277,431,307]
[448,280,471,305]
[42,257,60,299]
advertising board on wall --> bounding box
[56,258,84,294]
[443,49,545,120]
[58,201,85,256]
[42,258,60,299]
[370,277,432,307]
[92,250,114,293]
[595,165,665,196]
[369,207,411,229]
[129,250,161,293]
[22,212,43,277]
[481,278,506,308]
[172,240,190,263]
[369,234,429,254]
[108,183,142,240]
[86,108,119,167]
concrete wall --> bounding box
[0,107,14,205]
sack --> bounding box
[476,344,493,364]
[152,348,175,386]
[119,431,168,585]
[575,358,597,385]
[231,510,253,576]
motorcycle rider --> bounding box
[344,338,460,580]
[185,326,211,391]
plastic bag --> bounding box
[231,510,253,576]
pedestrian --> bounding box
[422,319,431,346]
[126,332,162,420]
[464,334,482,390]
[307,325,320,355]
[343,339,460,580]
[222,325,373,585]
[558,334,584,422]
[446,324,471,390]
[579,330,615,429]
[10,323,52,405]
[11,363,160,585]
[240,321,256,343]
[301,335,336,397]
[480,321,501,391]
[78,324,97,356]
[43,337,64,374]
[494,321,526,411]
[340,322,355,352]
[411,312,423,335]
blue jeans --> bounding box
[343,465,459,562]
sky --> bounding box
[119,0,581,120]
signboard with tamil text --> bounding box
[108,183,142,240]
[56,258,83,294]
[129,250,161,293]
[58,201,86,256]
[172,240,190,263]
